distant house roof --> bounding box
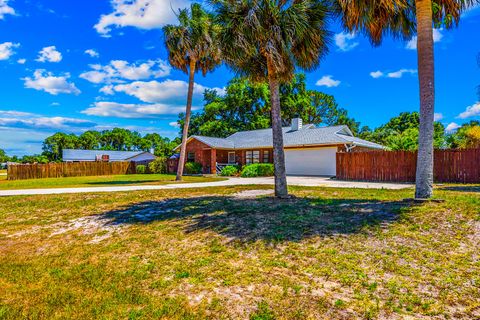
[179,125,384,150]
[63,149,154,162]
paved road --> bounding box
[0,176,412,197]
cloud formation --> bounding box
[23,70,81,95]
[434,113,443,121]
[406,29,443,50]
[0,42,19,60]
[82,101,189,118]
[36,46,62,63]
[0,0,14,19]
[334,32,359,52]
[0,110,96,130]
[80,59,171,84]
[446,122,460,132]
[457,102,480,119]
[85,49,99,58]
[95,0,189,35]
[315,75,341,88]
[370,69,417,79]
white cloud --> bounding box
[0,0,15,19]
[457,102,480,119]
[100,84,115,95]
[370,71,384,79]
[406,29,443,50]
[94,0,190,35]
[110,79,223,103]
[0,110,96,130]
[334,32,359,52]
[36,46,62,63]
[169,121,180,128]
[50,102,60,106]
[0,42,19,60]
[85,49,99,58]
[82,101,189,118]
[23,70,81,95]
[370,68,417,79]
[434,113,443,121]
[80,59,171,84]
[387,69,417,78]
[315,75,341,88]
[17,58,26,64]
[446,122,461,132]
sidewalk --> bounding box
[0,176,412,197]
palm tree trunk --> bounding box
[267,58,289,198]
[414,0,435,199]
[176,59,196,181]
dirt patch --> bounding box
[50,215,124,243]
[233,190,274,199]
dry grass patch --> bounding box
[0,185,479,319]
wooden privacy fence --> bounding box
[7,161,137,180]
[336,149,480,183]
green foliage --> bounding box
[41,129,177,162]
[184,162,203,174]
[359,112,446,150]
[179,74,360,137]
[241,164,274,177]
[219,165,239,176]
[18,154,50,164]
[136,165,147,174]
[446,121,480,149]
[0,149,9,163]
[148,157,168,174]
[162,3,221,76]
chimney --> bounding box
[291,117,302,131]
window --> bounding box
[228,152,236,164]
[187,152,195,162]
[263,150,270,163]
[246,150,260,164]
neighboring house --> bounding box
[62,149,156,163]
[175,118,383,176]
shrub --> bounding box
[136,165,147,174]
[148,157,167,174]
[240,163,274,177]
[184,162,203,174]
[220,165,239,176]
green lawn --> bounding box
[1,185,479,319]
[0,174,225,190]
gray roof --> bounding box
[63,149,151,161]
[184,125,384,150]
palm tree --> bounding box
[333,0,478,199]
[214,0,331,198]
[163,3,222,181]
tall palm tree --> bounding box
[163,3,222,181]
[214,0,331,198]
[333,0,478,199]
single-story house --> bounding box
[62,149,156,163]
[175,118,383,176]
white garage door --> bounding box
[285,147,337,176]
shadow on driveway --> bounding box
[98,194,414,242]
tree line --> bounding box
[0,129,179,164]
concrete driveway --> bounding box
[0,176,412,197]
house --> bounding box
[62,149,156,163]
[175,118,383,176]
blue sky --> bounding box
[0,0,479,156]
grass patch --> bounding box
[0,185,479,319]
[0,174,225,190]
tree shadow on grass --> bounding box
[97,194,415,242]
[438,185,480,193]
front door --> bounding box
[228,152,236,164]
